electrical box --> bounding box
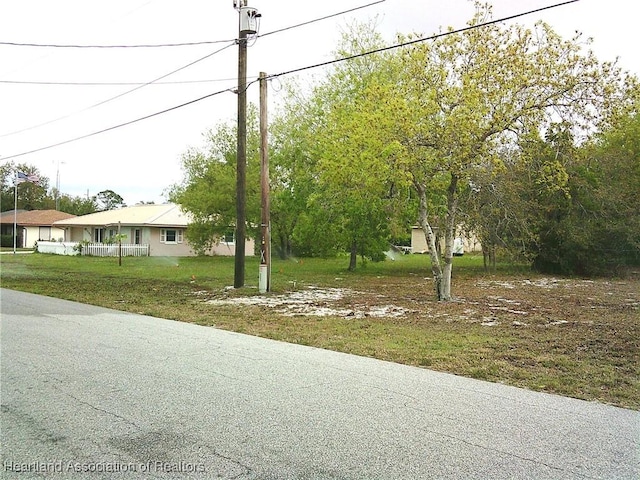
[240,6,259,35]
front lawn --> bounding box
[1,253,638,409]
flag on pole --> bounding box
[15,172,28,184]
[15,171,40,185]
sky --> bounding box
[1,0,638,207]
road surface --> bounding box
[1,288,638,479]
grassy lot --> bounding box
[1,252,638,409]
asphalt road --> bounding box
[1,288,638,479]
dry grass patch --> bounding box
[193,272,639,409]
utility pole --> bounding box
[233,0,260,289]
[234,0,249,289]
[55,160,64,211]
[259,72,271,293]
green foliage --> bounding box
[169,5,635,282]
[463,111,639,276]
[169,106,261,255]
[532,110,640,275]
[94,189,126,211]
[73,240,90,254]
[393,1,630,294]
[268,91,322,259]
[57,194,98,215]
[0,161,99,215]
[0,162,49,211]
[1,234,14,247]
[299,25,412,269]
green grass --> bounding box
[1,252,638,409]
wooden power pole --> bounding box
[234,2,248,288]
[234,1,260,289]
[259,72,271,293]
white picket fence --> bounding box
[37,241,150,257]
[82,243,150,257]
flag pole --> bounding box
[13,180,18,254]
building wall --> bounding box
[64,227,88,242]
[207,238,256,257]
[60,225,255,257]
[411,227,482,254]
[148,227,193,257]
[411,227,430,254]
[148,228,256,257]
[22,226,66,248]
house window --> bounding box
[134,229,141,245]
[223,231,235,245]
[94,228,106,243]
[161,229,183,244]
[39,226,51,241]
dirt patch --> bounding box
[467,276,639,326]
[198,275,639,327]
[205,286,412,319]
[189,272,639,409]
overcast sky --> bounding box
[1,0,638,206]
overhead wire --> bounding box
[0,2,386,134]
[0,39,236,48]
[0,77,244,86]
[0,0,578,161]
[260,0,580,83]
[0,41,237,138]
[0,89,235,160]
[1,1,387,86]
[257,0,386,39]
[0,1,386,49]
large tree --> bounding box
[531,106,640,274]
[393,2,626,299]
[0,162,49,211]
[56,194,99,216]
[169,107,261,255]
[302,26,411,270]
[94,189,125,211]
[267,86,324,259]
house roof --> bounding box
[52,203,190,228]
[0,210,76,226]
[0,210,26,222]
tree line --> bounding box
[170,3,638,300]
[0,162,127,214]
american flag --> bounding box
[15,171,40,185]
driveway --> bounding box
[1,289,638,479]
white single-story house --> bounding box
[410,226,481,255]
[52,203,255,257]
[0,210,76,248]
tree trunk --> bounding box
[440,174,459,301]
[348,239,357,271]
[416,183,444,300]
[277,233,287,260]
[482,243,489,271]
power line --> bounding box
[0,88,234,161]
[0,0,579,162]
[0,77,247,86]
[0,41,236,138]
[263,0,581,83]
[0,1,386,49]
[0,2,386,134]
[0,39,236,49]
[258,0,386,38]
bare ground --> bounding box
[197,272,640,409]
